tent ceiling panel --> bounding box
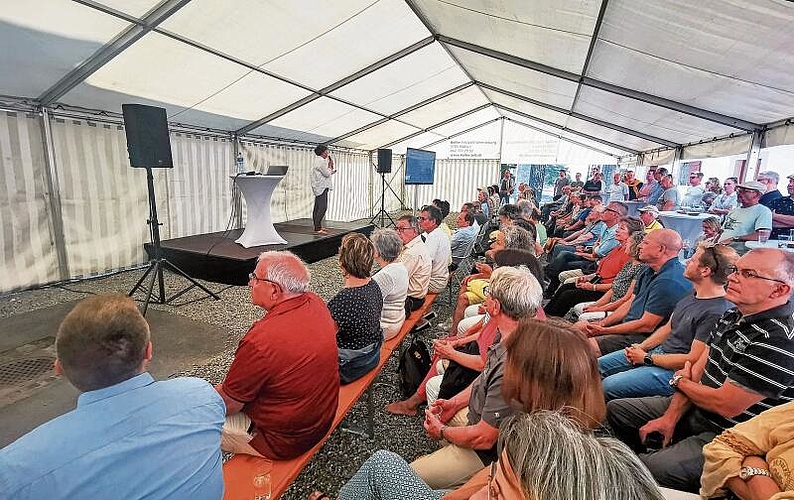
[0,0,131,97]
[411,0,598,73]
[430,107,501,137]
[176,72,312,122]
[257,0,430,90]
[587,42,794,124]
[482,89,570,126]
[500,110,630,157]
[329,43,470,115]
[389,131,446,155]
[258,97,380,139]
[397,86,490,129]
[60,31,250,114]
[336,119,420,151]
[448,45,578,110]
[575,86,741,145]
[93,0,163,17]
[598,0,794,94]
[565,116,663,152]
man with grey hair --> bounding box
[413,265,543,489]
[396,215,432,316]
[216,251,339,459]
[608,247,794,493]
[757,170,783,208]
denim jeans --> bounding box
[598,347,674,401]
[339,338,382,385]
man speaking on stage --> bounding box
[312,144,336,234]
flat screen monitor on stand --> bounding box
[405,147,436,215]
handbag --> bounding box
[398,334,431,398]
[437,340,481,400]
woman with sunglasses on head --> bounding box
[330,233,383,384]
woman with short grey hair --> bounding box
[370,228,408,340]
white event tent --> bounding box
[1,0,793,293]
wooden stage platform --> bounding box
[145,218,375,286]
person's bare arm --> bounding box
[772,212,794,227]
[215,384,244,415]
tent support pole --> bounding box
[233,135,243,228]
[497,117,505,170]
[38,108,71,281]
[744,130,763,182]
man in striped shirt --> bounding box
[606,247,794,493]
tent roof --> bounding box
[2,0,793,158]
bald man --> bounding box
[580,229,693,356]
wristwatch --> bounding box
[644,353,655,366]
[739,466,772,481]
[669,374,684,388]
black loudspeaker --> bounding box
[377,148,392,173]
[122,104,173,168]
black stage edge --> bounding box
[145,218,375,286]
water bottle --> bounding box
[236,152,244,174]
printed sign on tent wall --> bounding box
[447,138,499,158]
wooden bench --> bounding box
[222,292,438,499]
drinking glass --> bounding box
[253,470,271,500]
[758,229,771,244]
[778,235,791,248]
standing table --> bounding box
[233,174,288,248]
[658,211,713,244]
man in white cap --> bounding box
[769,173,794,239]
[718,180,772,253]
[638,205,663,232]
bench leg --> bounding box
[339,386,375,440]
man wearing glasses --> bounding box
[607,247,794,494]
[215,251,339,460]
[396,215,432,316]
[757,170,783,208]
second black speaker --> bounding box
[376,148,392,174]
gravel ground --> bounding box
[0,214,462,500]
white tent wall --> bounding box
[49,116,153,280]
[242,142,372,223]
[405,159,499,211]
[0,111,60,291]
[168,133,235,239]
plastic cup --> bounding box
[253,470,271,500]
[758,229,771,244]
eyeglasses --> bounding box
[248,273,282,289]
[417,216,428,221]
[726,266,788,285]
[396,226,414,232]
[604,207,620,215]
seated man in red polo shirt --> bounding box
[216,251,339,459]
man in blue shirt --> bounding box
[647,167,668,206]
[451,209,479,265]
[0,294,225,500]
[582,229,693,356]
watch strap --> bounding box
[740,466,771,480]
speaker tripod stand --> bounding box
[129,167,220,316]
[370,170,402,227]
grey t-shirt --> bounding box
[467,333,511,428]
[657,187,679,210]
[661,293,732,354]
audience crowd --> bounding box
[3,165,794,500]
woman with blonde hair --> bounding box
[329,233,383,384]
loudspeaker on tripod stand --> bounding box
[377,148,392,173]
[122,104,173,168]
